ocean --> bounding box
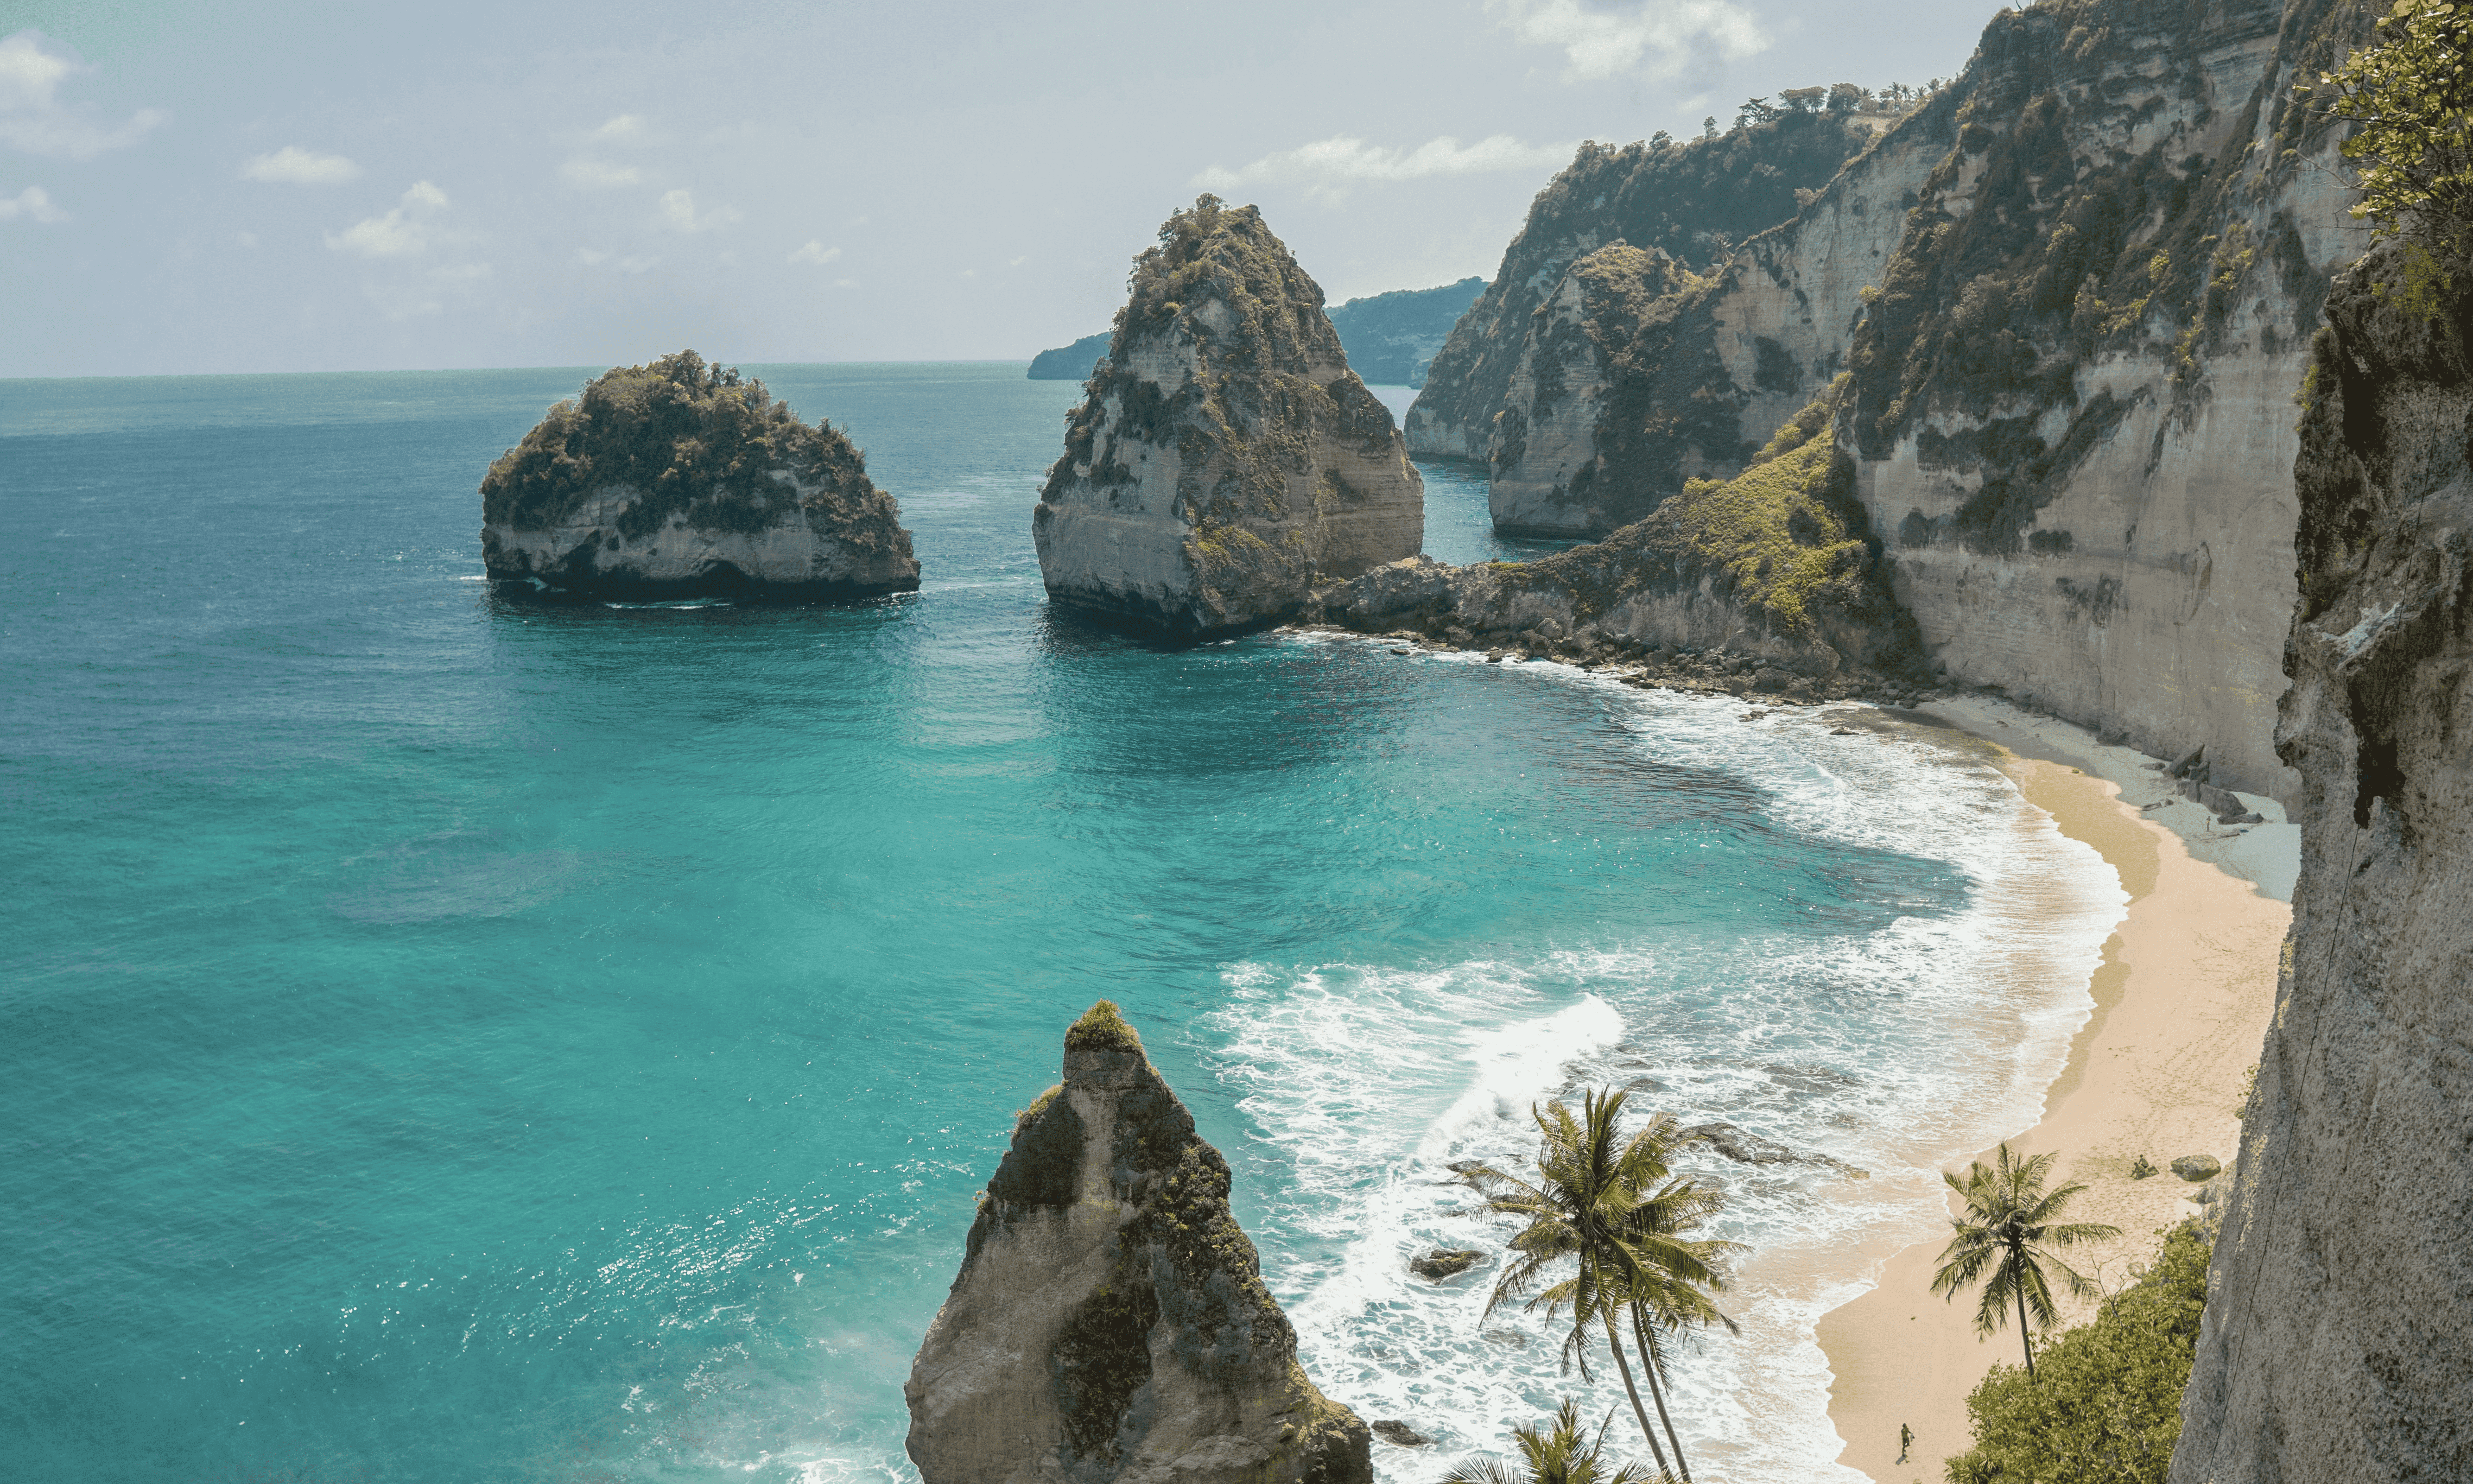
[0,362,2123,1483]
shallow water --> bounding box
[0,363,2121,1483]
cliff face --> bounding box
[2169,247,2473,1484]
[479,351,919,601]
[1034,197,1422,637]
[1317,383,1921,687]
[1838,0,2366,792]
[906,1002,1371,1484]
[1406,114,1877,461]
[1480,103,1963,537]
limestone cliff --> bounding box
[480,351,919,601]
[1034,197,1422,637]
[905,1002,1371,1484]
[1405,111,1879,462]
[1837,0,2368,793]
[2168,246,2473,1483]
[1479,102,1961,536]
[1316,382,1922,690]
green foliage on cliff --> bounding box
[1416,109,1889,447]
[1065,999,1143,1053]
[2304,0,2473,252]
[1839,0,2365,548]
[1499,379,1914,661]
[1942,1221,2212,1484]
[481,350,886,542]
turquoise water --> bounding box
[0,364,2120,1483]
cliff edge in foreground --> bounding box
[1034,197,1422,637]
[2171,245,2473,1482]
[481,351,919,601]
[905,1002,1371,1484]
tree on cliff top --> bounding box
[2304,0,2473,253]
[1930,1143,2119,1379]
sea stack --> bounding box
[904,1001,1371,1484]
[1033,196,1422,636]
[480,351,919,601]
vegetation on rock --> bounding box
[2304,0,2473,254]
[1063,999,1143,1053]
[1944,1221,2211,1484]
[481,350,899,550]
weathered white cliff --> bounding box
[480,351,918,601]
[905,1002,1372,1484]
[1033,197,1421,637]
[1840,0,2367,794]
[1480,104,1958,537]
[2168,244,2473,1484]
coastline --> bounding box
[1816,697,2295,1484]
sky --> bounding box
[0,0,2000,376]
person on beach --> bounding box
[1899,1423,1912,1463]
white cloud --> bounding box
[832,278,854,288]
[577,247,659,273]
[0,183,67,222]
[658,188,740,233]
[787,239,839,266]
[324,180,450,258]
[560,158,639,189]
[1194,134,1577,205]
[1487,0,1769,81]
[0,30,165,159]
[589,114,647,142]
[241,146,361,185]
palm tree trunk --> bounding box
[1603,1312,1675,1480]
[2015,1278,2036,1379]
[1629,1301,1692,1482]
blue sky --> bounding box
[0,0,1996,375]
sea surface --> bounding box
[0,363,2123,1483]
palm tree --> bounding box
[1456,1090,1740,1482]
[1929,1142,2120,1378]
[1442,1398,1665,1484]
[1610,1145,1739,1482]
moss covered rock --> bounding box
[479,350,919,601]
[1033,197,1422,638]
[905,1001,1370,1484]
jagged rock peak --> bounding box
[1033,196,1422,637]
[905,999,1372,1484]
[479,350,919,602]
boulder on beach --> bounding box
[2172,1154,2223,1183]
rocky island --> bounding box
[480,350,919,602]
[905,1002,1371,1484]
[1033,197,1422,637]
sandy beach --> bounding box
[1816,698,2295,1484]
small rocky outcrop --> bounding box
[2169,1154,2221,1183]
[1033,197,1423,637]
[2170,244,2473,1484]
[1369,1421,1432,1449]
[905,1002,1371,1484]
[1408,1249,1482,1281]
[480,351,919,601]
[1310,382,1923,689]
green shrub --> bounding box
[1942,1220,2212,1484]
[2302,0,2473,252]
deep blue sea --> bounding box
[0,364,2121,1484]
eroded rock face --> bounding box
[905,1002,1371,1484]
[480,351,919,601]
[1315,385,1920,684]
[2169,246,2473,1484]
[1033,197,1421,637]
[1835,0,2369,793]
